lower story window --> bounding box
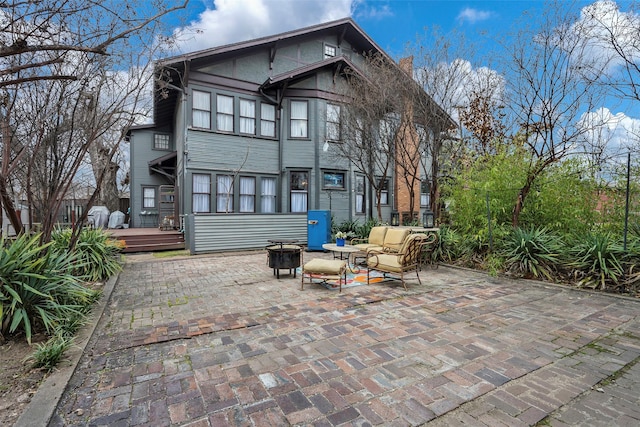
[217,175,234,213]
[355,175,365,214]
[379,178,389,205]
[239,176,255,213]
[323,171,345,190]
[193,174,210,213]
[261,177,277,213]
[290,171,308,212]
[421,180,430,207]
[143,187,156,209]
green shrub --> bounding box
[0,233,98,343]
[567,232,625,291]
[52,227,124,282]
[501,227,563,280]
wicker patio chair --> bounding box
[366,233,426,290]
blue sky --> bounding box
[178,0,538,60]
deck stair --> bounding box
[109,228,185,253]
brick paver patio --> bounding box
[51,250,640,426]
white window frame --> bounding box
[324,44,336,59]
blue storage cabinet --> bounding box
[307,210,331,251]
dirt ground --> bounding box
[0,335,49,426]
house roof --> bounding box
[157,17,388,68]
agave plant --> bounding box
[52,227,124,282]
[567,232,625,291]
[0,233,97,343]
[501,226,562,280]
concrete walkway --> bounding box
[48,250,639,426]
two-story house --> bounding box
[128,18,446,253]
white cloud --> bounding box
[456,8,493,24]
[580,107,640,154]
[570,0,640,73]
[352,1,393,20]
[174,0,354,53]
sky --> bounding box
[166,0,639,156]
[175,0,531,58]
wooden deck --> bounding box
[109,228,185,253]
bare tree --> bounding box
[573,0,640,104]
[408,27,481,221]
[502,2,608,227]
[0,0,188,240]
[335,53,404,221]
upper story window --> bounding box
[154,134,170,150]
[239,99,255,135]
[192,90,211,129]
[324,44,336,59]
[261,103,276,137]
[216,94,234,132]
[326,104,341,141]
[290,100,308,138]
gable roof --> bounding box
[158,17,389,68]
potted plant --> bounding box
[335,231,348,247]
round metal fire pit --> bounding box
[266,244,301,279]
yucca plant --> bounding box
[0,233,97,343]
[501,226,563,280]
[620,236,640,294]
[567,232,625,291]
[432,226,462,264]
[52,227,124,282]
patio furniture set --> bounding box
[267,227,439,293]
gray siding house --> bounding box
[128,18,433,253]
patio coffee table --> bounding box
[322,243,361,260]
